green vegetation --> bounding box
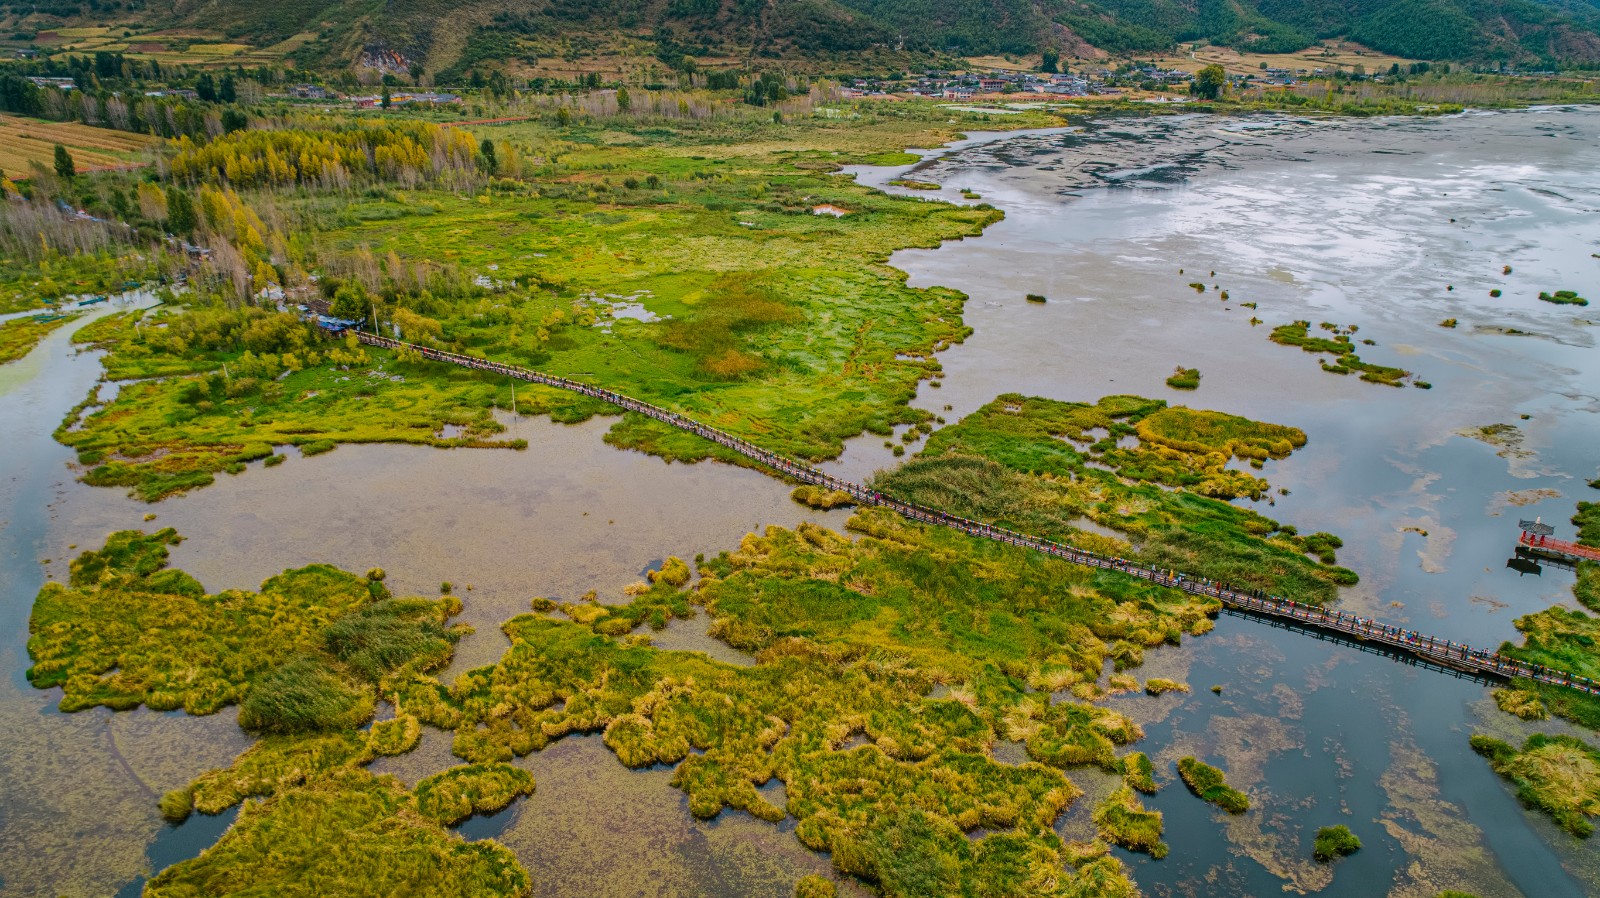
[1026,293,1048,304]
[796,875,837,898]
[1493,686,1548,720]
[1121,752,1157,794]
[1177,757,1249,814]
[1269,320,1413,386]
[791,485,856,509]
[1539,290,1588,306]
[1093,786,1167,858]
[27,533,527,895]
[58,106,1067,501]
[1471,733,1600,837]
[413,763,537,826]
[889,179,941,190]
[1313,824,1361,862]
[873,394,1357,604]
[145,770,531,898]
[1500,502,1600,729]
[386,503,1225,897]
[1143,678,1189,696]
[27,529,463,725]
[0,313,76,364]
[1165,366,1200,390]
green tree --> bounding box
[329,283,370,322]
[165,186,197,235]
[380,86,391,109]
[1192,64,1227,100]
[616,87,631,112]
[1041,48,1060,74]
[479,138,497,174]
[52,144,76,180]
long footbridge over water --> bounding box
[353,332,1597,696]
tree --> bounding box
[220,74,237,103]
[1041,48,1060,74]
[329,282,370,322]
[479,138,497,174]
[616,87,631,112]
[1192,64,1226,100]
[166,186,197,235]
[53,144,76,180]
[196,73,217,103]
[380,86,391,109]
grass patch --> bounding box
[1269,320,1412,386]
[0,314,77,365]
[791,485,856,509]
[1177,756,1249,813]
[1121,751,1157,793]
[1093,786,1167,858]
[1471,733,1600,837]
[1165,366,1200,390]
[1539,290,1588,306]
[62,108,1048,500]
[872,394,1357,604]
[146,770,530,898]
[1313,824,1361,862]
[27,529,464,721]
[413,763,537,826]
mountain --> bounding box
[7,0,1600,72]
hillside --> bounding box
[3,0,1599,73]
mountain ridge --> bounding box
[5,0,1600,73]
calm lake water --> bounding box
[1,107,1598,897]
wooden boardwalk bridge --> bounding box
[352,332,1598,696]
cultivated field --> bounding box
[0,115,153,179]
[1139,40,1418,77]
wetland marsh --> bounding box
[4,105,1600,898]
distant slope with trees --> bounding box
[3,0,1598,71]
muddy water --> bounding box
[4,109,1600,898]
[847,107,1600,896]
[0,309,849,895]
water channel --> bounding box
[1,106,1597,897]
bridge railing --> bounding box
[348,331,1598,695]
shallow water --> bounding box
[0,301,851,896]
[3,109,1600,897]
[855,106,1600,896]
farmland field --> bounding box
[0,115,153,179]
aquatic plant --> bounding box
[1539,290,1587,306]
[1471,733,1600,837]
[1143,678,1189,696]
[238,657,374,735]
[1121,752,1157,794]
[795,874,837,898]
[1176,757,1249,813]
[1493,687,1548,720]
[1093,786,1167,858]
[0,313,78,365]
[413,763,536,826]
[872,394,1357,603]
[1440,318,1458,328]
[28,529,463,728]
[1313,824,1361,861]
[1026,293,1047,303]
[1165,367,1200,390]
[146,770,531,898]
[791,485,856,509]
[1268,321,1412,387]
